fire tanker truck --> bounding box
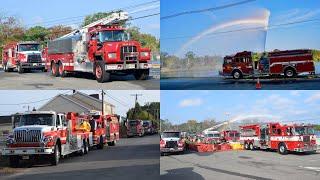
[2,41,46,73]
[2,111,120,167]
[46,12,151,82]
[221,49,315,79]
[239,123,317,155]
[127,119,145,137]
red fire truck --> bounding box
[221,49,315,79]
[2,41,46,73]
[220,130,240,142]
[239,123,317,155]
[127,119,145,137]
[46,12,151,82]
[2,111,92,167]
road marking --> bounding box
[299,166,320,172]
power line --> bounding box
[161,18,320,40]
[161,0,256,20]
[25,0,159,27]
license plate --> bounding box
[22,155,29,160]
[106,65,117,70]
[127,64,135,69]
[33,63,37,66]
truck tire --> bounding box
[278,143,288,155]
[84,140,89,154]
[51,62,59,77]
[232,70,242,79]
[3,62,8,72]
[249,143,255,151]
[94,61,110,83]
[134,69,149,80]
[108,140,116,146]
[244,142,249,150]
[97,136,104,149]
[50,144,60,166]
[58,62,66,77]
[9,156,19,168]
[284,68,296,78]
[17,63,24,74]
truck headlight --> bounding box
[42,136,54,144]
[6,135,15,145]
[141,52,149,57]
[108,53,117,59]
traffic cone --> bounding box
[256,78,262,89]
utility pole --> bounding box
[101,90,105,116]
[130,94,142,119]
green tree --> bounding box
[82,11,127,27]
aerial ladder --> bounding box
[58,11,129,40]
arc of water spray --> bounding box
[176,10,270,57]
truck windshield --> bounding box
[128,120,138,126]
[99,30,129,42]
[294,126,315,135]
[162,132,180,138]
[207,133,220,138]
[19,44,40,51]
[143,121,150,127]
[19,114,54,126]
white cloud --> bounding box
[256,94,295,109]
[305,92,320,104]
[179,98,203,107]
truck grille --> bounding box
[120,46,138,61]
[165,141,178,148]
[303,136,310,143]
[14,129,42,143]
[27,54,42,63]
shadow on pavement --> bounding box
[8,164,159,180]
[161,167,204,180]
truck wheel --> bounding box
[249,143,254,151]
[50,144,60,166]
[244,142,249,150]
[94,61,110,83]
[17,64,24,74]
[9,156,19,168]
[51,62,59,77]
[134,69,149,80]
[84,140,89,154]
[98,136,104,149]
[278,143,288,155]
[58,62,66,77]
[3,63,8,72]
[284,68,296,78]
[232,70,242,79]
[108,141,116,146]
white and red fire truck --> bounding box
[127,119,145,137]
[221,49,315,79]
[46,11,151,82]
[239,123,317,155]
[2,111,120,167]
[160,131,185,155]
[2,41,46,73]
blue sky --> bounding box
[0,90,160,117]
[161,0,320,56]
[161,90,320,125]
[1,0,160,38]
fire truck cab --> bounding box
[2,111,92,167]
[127,119,145,137]
[2,41,46,73]
[240,123,317,155]
[221,49,315,79]
[220,130,240,142]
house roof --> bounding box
[39,91,114,113]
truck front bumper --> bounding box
[2,147,54,156]
[21,62,46,69]
[105,63,150,71]
[294,145,317,152]
[160,147,184,153]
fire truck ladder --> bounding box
[58,11,129,39]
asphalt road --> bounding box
[0,69,159,90]
[2,135,159,180]
[160,150,320,180]
[161,77,320,90]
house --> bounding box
[39,91,115,115]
